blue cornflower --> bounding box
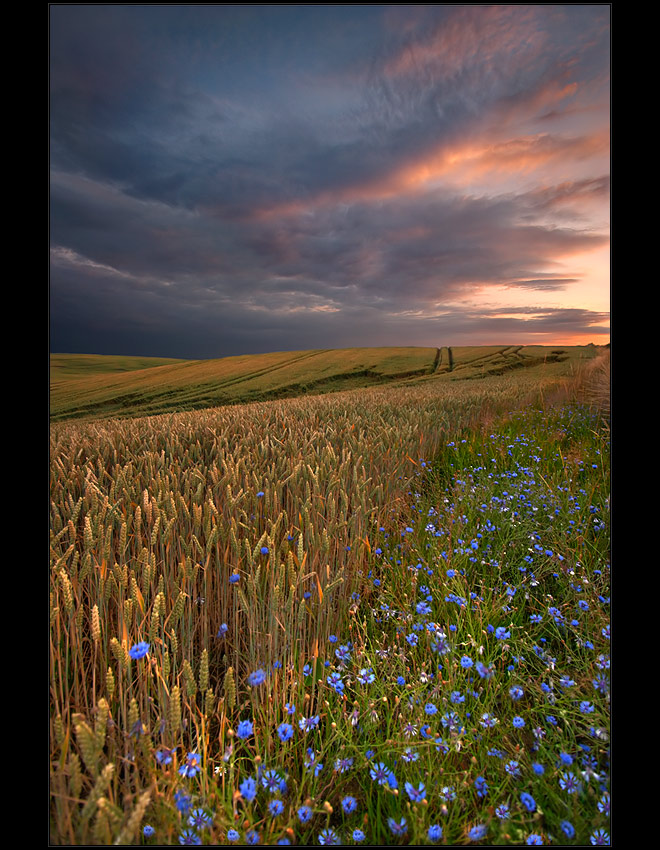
[468,823,488,841]
[260,546,269,555]
[428,824,443,842]
[256,491,265,497]
[560,821,575,839]
[526,834,543,845]
[370,762,388,784]
[178,753,202,779]
[512,716,526,728]
[404,781,426,802]
[460,655,474,669]
[269,799,284,817]
[248,668,267,687]
[509,685,524,701]
[431,633,451,655]
[245,830,260,845]
[326,671,344,693]
[401,746,418,762]
[384,767,398,789]
[357,668,375,685]
[236,719,254,739]
[143,825,155,837]
[229,573,240,584]
[129,717,146,738]
[216,623,228,638]
[416,601,432,615]
[239,776,257,802]
[476,661,494,679]
[304,749,323,775]
[598,792,610,815]
[341,795,357,814]
[294,804,312,824]
[559,772,580,793]
[129,641,150,660]
[387,817,407,836]
[495,803,510,820]
[297,804,313,823]
[155,747,176,765]
[353,829,366,842]
[277,722,294,742]
[174,790,192,814]
[299,715,320,732]
[474,776,488,798]
[593,675,609,694]
[439,785,457,802]
[532,762,545,775]
[495,626,510,639]
[261,768,286,793]
[425,702,438,715]
[318,827,341,845]
[580,700,595,713]
[227,828,240,842]
[520,792,536,812]
[505,760,520,777]
[441,707,461,729]
[590,830,610,845]
[188,809,212,830]
[179,829,202,845]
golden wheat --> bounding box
[50,373,583,841]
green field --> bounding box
[50,345,601,422]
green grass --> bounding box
[49,345,603,422]
[50,353,189,381]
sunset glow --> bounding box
[50,5,610,358]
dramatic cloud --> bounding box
[50,5,610,358]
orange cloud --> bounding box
[398,128,609,190]
[382,5,542,81]
[250,123,609,224]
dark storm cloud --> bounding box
[51,169,606,316]
[50,4,609,357]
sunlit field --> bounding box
[49,345,598,423]
[49,351,610,845]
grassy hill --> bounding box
[50,353,188,381]
[49,344,602,422]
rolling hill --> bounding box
[49,345,602,422]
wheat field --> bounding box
[49,353,609,844]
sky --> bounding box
[50,4,610,359]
